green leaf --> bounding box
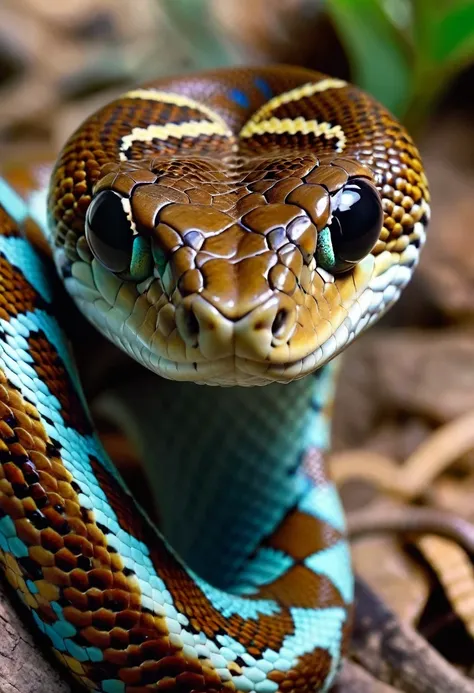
[415,0,474,65]
[326,0,412,116]
[160,0,237,70]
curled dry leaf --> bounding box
[331,410,474,499]
[429,477,474,522]
[415,535,474,640]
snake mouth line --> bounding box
[65,240,421,386]
[142,352,317,386]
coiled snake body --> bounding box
[0,67,429,692]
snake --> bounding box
[0,66,429,692]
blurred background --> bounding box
[1,0,474,688]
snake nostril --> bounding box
[176,304,200,346]
[271,309,288,338]
[184,309,199,338]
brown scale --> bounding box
[122,134,233,162]
[0,244,89,433]
[0,255,39,319]
[27,333,92,436]
[0,207,34,323]
[268,649,332,691]
[257,566,345,609]
[0,205,22,239]
[264,508,342,560]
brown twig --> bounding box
[334,660,400,692]
[348,505,474,555]
[331,410,474,499]
[351,577,474,693]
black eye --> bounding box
[85,190,133,273]
[317,178,383,274]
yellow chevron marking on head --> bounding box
[120,121,234,160]
[239,117,346,153]
[123,88,231,131]
[248,79,347,124]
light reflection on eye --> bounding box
[338,188,361,212]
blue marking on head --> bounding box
[229,88,250,109]
[254,76,273,100]
[305,540,354,604]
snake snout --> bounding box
[175,296,233,359]
[234,294,297,359]
[175,293,296,363]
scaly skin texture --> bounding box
[48,66,429,385]
[0,66,429,692]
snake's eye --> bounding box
[85,190,133,273]
[316,178,383,274]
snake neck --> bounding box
[94,363,338,590]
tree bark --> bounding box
[351,577,474,693]
[334,661,400,692]
[0,578,73,693]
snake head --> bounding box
[48,70,430,385]
[61,154,416,386]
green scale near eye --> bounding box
[129,236,153,282]
[152,241,168,279]
[316,227,336,271]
